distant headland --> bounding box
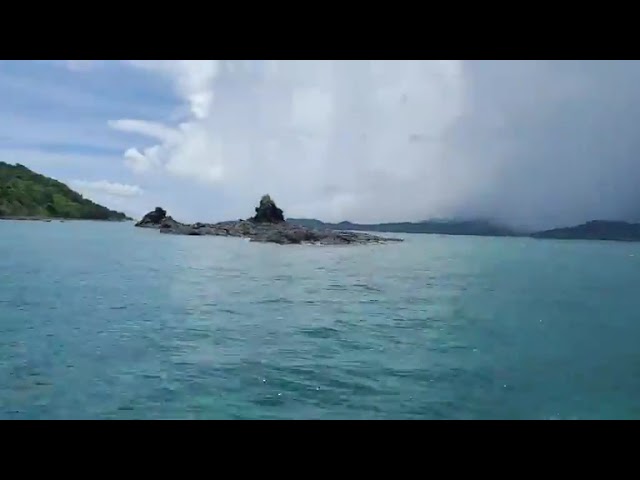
[288,217,640,243]
[0,162,131,221]
[135,195,403,246]
[531,220,640,242]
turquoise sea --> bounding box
[1,219,639,419]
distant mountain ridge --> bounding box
[287,218,521,237]
[531,220,640,242]
[289,217,640,243]
[0,162,130,221]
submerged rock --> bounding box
[135,197,403,246]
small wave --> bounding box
[352,283,382,292]
[255,297,295,305]
[300,326,341,339]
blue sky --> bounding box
[0,62,257,220]
[0,60,210,219]
[3,60,640,229]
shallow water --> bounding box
[1,220,639,419]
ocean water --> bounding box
[1,220,640,420]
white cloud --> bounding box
[112,60,467,222]
[126,60,219,119]
[123,147,161,174]
[105,60,640,228]
[108,119,182,143]
[69,179,143,197]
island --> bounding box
[135,195,404,246]
[0,162,131,221]
[531,220,640,242]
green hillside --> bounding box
[0,162,130,221]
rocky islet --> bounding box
[135,195,403,245]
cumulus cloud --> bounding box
[108,119,182,143]
[69,179,143,198]
[126,60,218,119]
[67,180,149,220]
[122,147,160,174]
[110,60,468,223]
[107,60,640,229]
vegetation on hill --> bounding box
[0,162,130,220]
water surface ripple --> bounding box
[1,221,639,419]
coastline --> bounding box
[0,216,132,222]
[4,209,640,245]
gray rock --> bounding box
[252,194,285,223]
[135,197,403,246]
[136,207,167,228]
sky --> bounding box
[2,60,640,230]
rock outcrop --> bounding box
[135,196,403,246]
[135,207,167,228]
[252,194,285,223]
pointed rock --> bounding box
[252,194,285,223]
